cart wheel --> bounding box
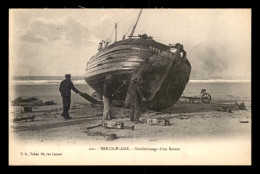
[202,93,211,103]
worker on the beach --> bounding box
[199,89,206,97]
[59,74,81,119]
[125,77,147,123]
[98,42,103,51]
[102,74,115,120]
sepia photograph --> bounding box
[9,8,251,165]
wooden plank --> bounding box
[88,51,143,65]
[85,67,134,78]
[86,62,141,76]
[148,57,191,110]
[86,72,130,85]
[89,46,146,63]
[87,57,145,69]
[88,41,167,64]
[105,38,170,52]
[85,69,132,82]
[79,93,102,104]
[87,59,144,70]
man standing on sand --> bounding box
[125,77,147,123]
[103,74,115,120]
[59,74,81,119]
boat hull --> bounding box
[85,39,191,111]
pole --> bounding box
[129,9,143,38]
[115,23,117,42]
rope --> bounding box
[111,66,141,97]
[112,81,127,96]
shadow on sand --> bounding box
[162,100,221,114]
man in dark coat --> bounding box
[59,74,81,119]
[102,74,115,120]
[125,77,147,123]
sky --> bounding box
[9,9,251,79]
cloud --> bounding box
[19,12,131,49]
[21,18,61,43]
[61,16,96,48]
[20,16,96,48]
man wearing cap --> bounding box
[59,74,81,119]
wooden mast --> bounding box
[129,9,143,38]
[115,23,117,42]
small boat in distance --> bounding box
[84,9,191,111]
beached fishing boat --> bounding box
[84,9,191,111]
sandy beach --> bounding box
[8,81,252,165]
[9,82,251,144]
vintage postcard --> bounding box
[9,8,251,165]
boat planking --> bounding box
[84,10,191,111]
